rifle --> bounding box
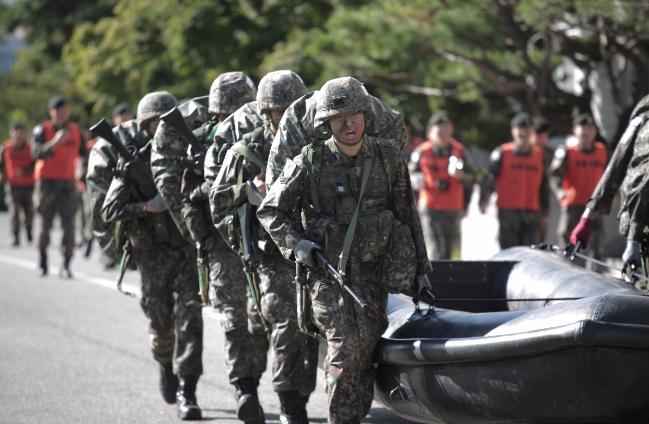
[89,118,158,200]
[294,262,324,340]
[195,242,210,306]
[237,202,272,339]
[159,107,206,170]
[313,251,368,311]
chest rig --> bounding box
[302,138,398,272]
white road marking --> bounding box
[0,252,221,320]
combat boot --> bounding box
[59,256,73,279]
[278,391,309,424]
[176,375,202,420]
[26,228,32,243]
[159,362,178,404]
[234,378,265,423]
[11,232,19,247]
[38,250,48,276]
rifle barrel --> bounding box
[89,118,132,159]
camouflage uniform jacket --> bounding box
[211,125,278,258]
[258,136,432,279]
[204,101,263,185]
[265,91,407,187]
[586,97,649,241]
[101,121,188,251]
[150,97,209,242]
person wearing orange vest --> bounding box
[532,116,554,242]
[0,124,35,246]
[410,111,475,259]
[550,113,608,261]
[32,96,87,278]
[479,112,549,249]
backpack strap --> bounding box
[304,144,321,214]
[231,128,266,185]
[337,156,373,274]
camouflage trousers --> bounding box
[419,208,461,260]
[497,208,540,249]
[257,257,319,396]
[132,242,203,376]
[8,184,34,239]
[310,260,388,424]
[206,234,269,383]
[35,180,77,258]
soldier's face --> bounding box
[10,128,25,144]
[428,122,453,143]
[512,125,531,147]
[144,118,160,138]
[49,105,70,125]
[574,124,596,146]
[267,108,285,135]
[329,111,365,146]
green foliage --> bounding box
[1,0,648,151]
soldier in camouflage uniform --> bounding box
[265,79,407,188]
[258,77,432,424]
[100,92,204,421]
[211,70,318,424]
[571,95,649,278]
[151,72,268,424]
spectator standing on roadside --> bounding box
[479,112,549,249]
[32,96,87,278]
[410,111,475,259]
[0,124,35,247]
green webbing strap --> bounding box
[231,142,265,170]
[206,123,219,142]
[305,146,320,214]
[337,157,373,274]
[231,141,266,185]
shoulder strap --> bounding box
[231,140,265,170]
[304,144,321,214]
[338,157,373,274]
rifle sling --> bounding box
[337,156,373,275]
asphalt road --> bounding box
[0,213,416,424]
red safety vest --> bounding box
[34,121,81,181]
[562,142,607,207]
[496,142,543,211]
[418,140,465,211]
[2,140,35,186]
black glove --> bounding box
[622,240,642,273]
[293,239,322,270]
[415,274,434,303]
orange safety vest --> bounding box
[496,142,543,211]
[418,140,465,211]
[561,142,607,207]
[2,140,35,186]
[34,121,81,181]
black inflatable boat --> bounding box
[374,247,649,424]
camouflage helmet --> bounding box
[256,70,308,114]
[136,91,177,125]
[314,76,370,127]
[209,71,256,115]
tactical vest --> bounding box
[35,121,82,181]
[2,140,34,186]
[418,140,465,211]
[562,142,607,207]
[496,143,543,211]
[302,139,398,266]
